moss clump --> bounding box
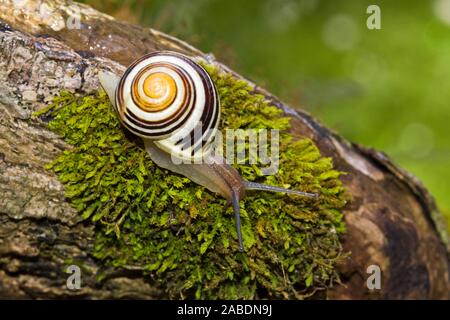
[36,62,347,299]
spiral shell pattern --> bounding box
[115,51,220,161]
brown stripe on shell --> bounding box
[117,61,194,138]
[122,63,197,138]
[130,63,184,112]
[125,63,193,124]
[175,55,219,153]
[115,51,219,142]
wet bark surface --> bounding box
[0,0,448,299]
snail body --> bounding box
[99,51,317,252]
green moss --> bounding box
[35,62,347,299]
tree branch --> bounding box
[0,0,448,299]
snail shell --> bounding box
[114,51,219,161]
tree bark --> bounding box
[0,0,448,299]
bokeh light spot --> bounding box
[433,0,450,26]
[322,14,359,51]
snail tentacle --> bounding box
[231,189,244,252]
[244,181,318,198]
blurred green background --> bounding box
[81,0,450,226]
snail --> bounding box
[99,51,317,252]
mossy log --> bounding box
[0,0,448,299]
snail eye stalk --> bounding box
[231,190,244,252]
